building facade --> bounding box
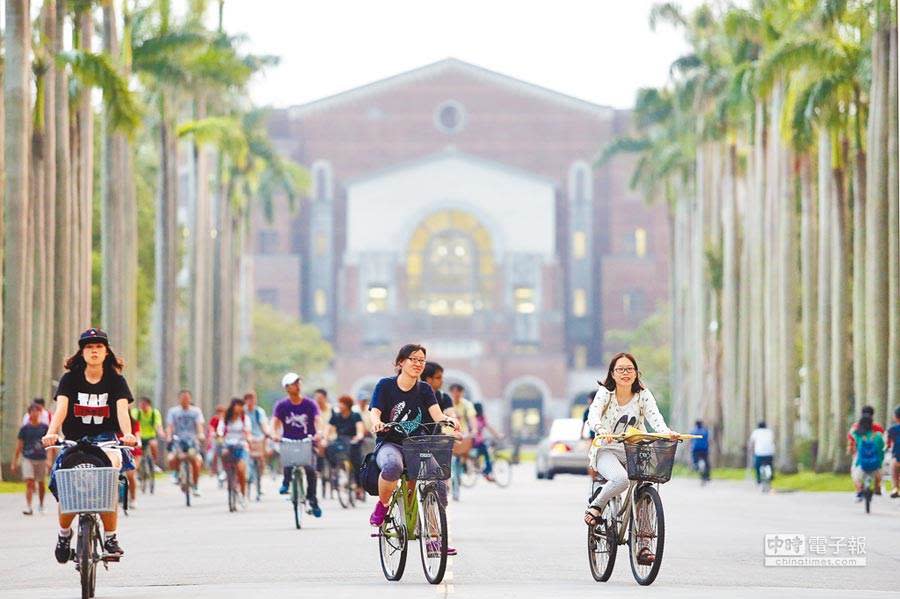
[253,59,669,439]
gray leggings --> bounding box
[590,448,629,510]
[375,442,448,507]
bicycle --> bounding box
[170,436,197,507]
[221,442,244,513]
[760,462,773,493]
[692,452,710,486]
[52,439,133,599]
[861,469,877,514]
[137,440,155,495]
[375,421,456,585]
[586,428,696,586]
[247,438,266,502]
[460,440,512,488]
[326,436,356,509]
[281,438,315,529]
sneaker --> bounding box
[153,464,163,474]
[891,489,899,498]
[311,504,322,518]
[279,483,289,495]
[217,471,227,483]
[855,492,864,503]
[447,545,458,556]
[636,546,655,566]
[369,501,389,526]
[103,535,124,557]
[55,533,72,563]
[192,487,202,498]
[23,508,33,516]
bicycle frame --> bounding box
[388,474,421,539]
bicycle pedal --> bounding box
[101,554,121,562]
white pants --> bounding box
[590,447,629,510]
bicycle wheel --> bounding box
[78,516,98,599]
[119,476,129,516]
[864,488,872,514]
[148,457,155,494]
[181,460,191,507]
[461,457,479,488]
[335,462,351,509]
[379,497,407,581]
[418,486,448,584]
[450,457,461,501]
[254,460,262,501]
[492,458,512,488]
[588,501,617,582]
[292,469,303,529]
[227,467,237,513]
[628,484,665,586]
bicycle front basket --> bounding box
[402,435,455,481]
[624,440,678,483]
[280,438,314,468]
[56,466,119,514]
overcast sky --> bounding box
[222,0,704,110]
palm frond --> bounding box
[57,50,142,134]
[177,116,249,167]
[649,2,686,31]
[594,137,651,167]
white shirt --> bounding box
[217,414,251,446]
[750,428,775,457]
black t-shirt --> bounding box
[56,368,134,440]
[330,411,362,437]
[19,423,49,459]
[371,376,438,444]
[423,389,452,435]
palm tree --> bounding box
[2,0,33,460]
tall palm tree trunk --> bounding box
[886,19,899,414]
[830,150,851,471]
[721,144,740,461]
[189,100,213,411]
[154,92,179,409]
[52,0,73,370]
[799,155,816,446]
[78,8,94,331]
[865,1,891,422]
[2,0,33,461]
[815,128,833,470]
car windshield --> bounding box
[548,418,585,441]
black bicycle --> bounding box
[52,440,133,599]
[281,438,315,529]
[326,436,357,509]
[137,440,155,495]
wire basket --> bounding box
[56,467,120,514]
[280,438,314,468]
[624,440,678,483]
[402,435,455,481]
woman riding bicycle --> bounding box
[217,397,252,502]
[328,394,366,500]
[368,344,458,527]
[42,328,137,562]
[583,352,677,528]
[472,402,503,481]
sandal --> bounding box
[636,546,655,565]
[584,506,603,526]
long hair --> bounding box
[858,414,874,435]
[394,343,426,374]
[64,345,124,374]
[224,397,244,423]
[601,352,644,394]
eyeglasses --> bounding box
[407,357,426,365]
[614,367,636,374]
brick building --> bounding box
[253,58,669,439]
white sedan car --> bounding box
[535,418,592,480]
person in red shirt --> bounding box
[207,404,227,477]
[118,415,142,507]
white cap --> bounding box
[281,372,302,388]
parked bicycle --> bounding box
[375,421,456,585]
[52,440,133,599]
[281,438,315,529]
[587,428,696,586]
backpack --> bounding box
[359,447,381,496]
[855,433,882,472]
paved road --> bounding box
[1,465,899,598]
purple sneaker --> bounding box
[425,540,458,556]
[370,502,389,527]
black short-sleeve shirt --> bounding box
[329,411,362,437]
[370,376,438,443]
[55,368,134,440]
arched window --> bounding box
[568,161,593,204]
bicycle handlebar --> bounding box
[48,439,135,454]
[379,419,458,437]
[592,426,701,445]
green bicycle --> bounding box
[376,421,456,585]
